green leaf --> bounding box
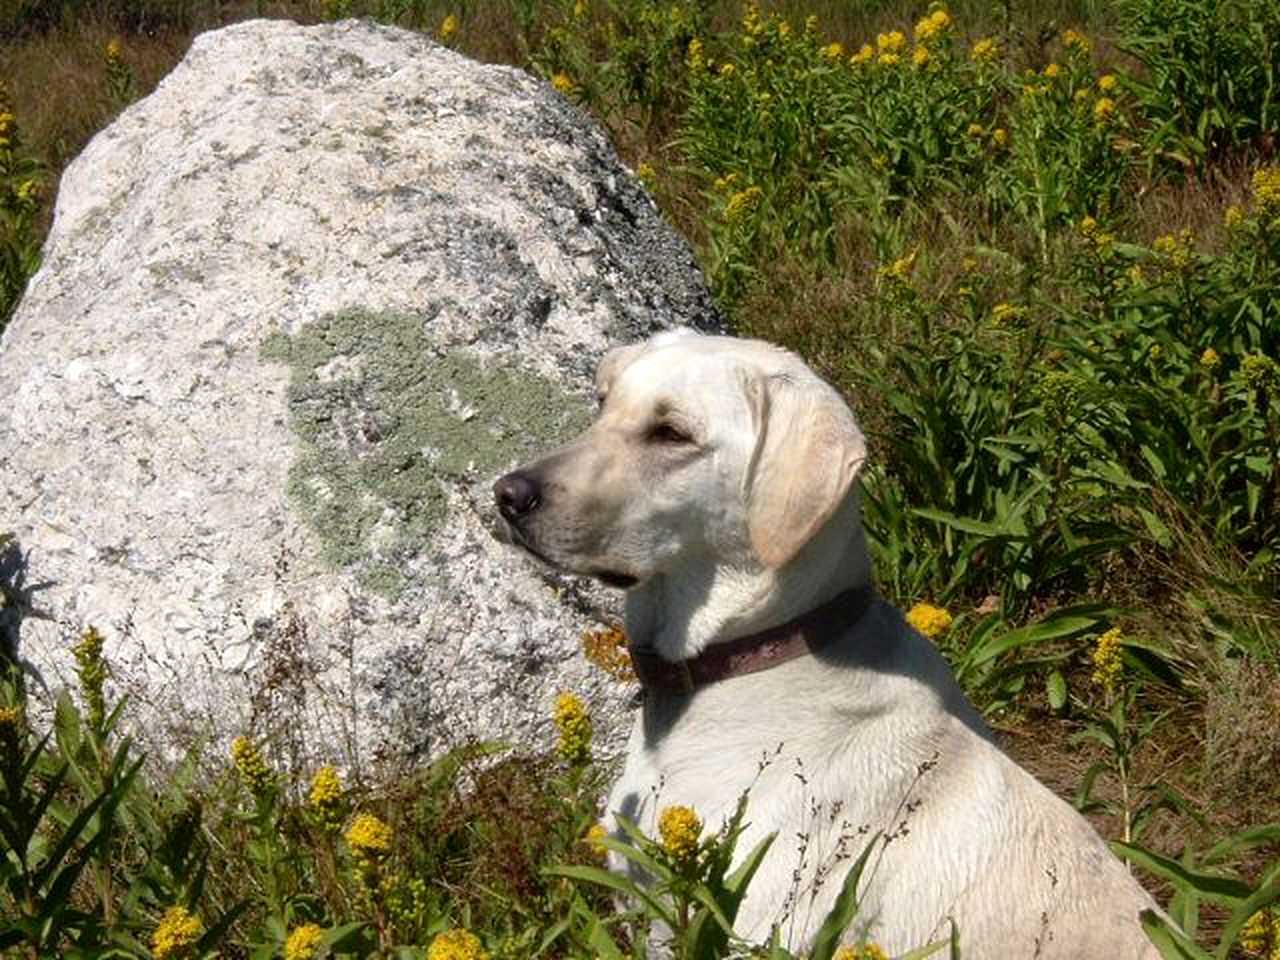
[1139,909,1213,960]
[545,864,676,927]
[1113,843,1250,904]
[1046,669,1067,712]
[807,833,882,960]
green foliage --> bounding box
[0,83,43,334]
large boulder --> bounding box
[0,19,719,767]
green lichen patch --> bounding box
[261,308,590,596]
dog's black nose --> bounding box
[494,471,541,522]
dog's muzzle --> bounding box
[493,470,541,524]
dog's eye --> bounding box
[648,422,694,445]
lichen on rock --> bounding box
[260,308,590,596]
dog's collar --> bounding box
[628,585,876,692]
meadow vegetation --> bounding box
[2,0,1279,957]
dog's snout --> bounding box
[494,470,542,522]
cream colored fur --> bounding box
[498,331,1160,958]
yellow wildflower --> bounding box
[1154,229,1196,271]
[582,624,634,681]
[1252,166,1280,217]
[971,37,998,62]
[105,38,123,63]
[309,765,344,830]
[1063,29,1091,55]
[821,42,844,61]
[1042,62,1061,78]
[152,905,202,960]
[73,625,107,730]
[835,945,890,960]
[725,184,763,221]
[742,4,765,39]
[991,127,1008,147]
[1092,627,1124,691]
[877,30,906,53]
[437,13,458,42]
[553,691,592,765]
[1199,347,1221,371]
[912,45,931,67]
[914,9,951,42]
[878,249,917,283]
[804,14,819,34]
[14,179,37,205]
[285,923,326,960]
[905,602,952,640]
[1241,353,1277,390]
[550,72,574,95]
[719,61,736,77]
[346,812,393,862]
[878,52,901,66]
[1079,216,1114,254]
[428,928,489,960]
[636,163,656,187]
[658,804,702,864]
[1098,73,1118,92]
[992,301,1024,327]
[851,43,874,66]
[231,735,274,797]
[967,122,985,137]
[585,822,610,857]
[574,0,587,18]
[0,705,23,755]
[1074,88,1091,107]
[687,37,706,72]
[1093,96,1116,122]
[1224,203,1245,229]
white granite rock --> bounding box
[0,19,719,772]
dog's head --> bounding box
[493,331,868,588]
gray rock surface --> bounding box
[0,19,719,770]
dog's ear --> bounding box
[743,372,868,568]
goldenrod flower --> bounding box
[970,37,998,62]
[1154,229,1196,271]
[906,602,952,640]
[152,905,202,960]
[1199,347,1221,371]
[73,625,107,730]
[309,765,344,830]
[1091,627,1124,692]
[991,301,1024,326]
[1252,166,1280,218]
[105,38,124,63]
[877,31,906,53]
[1224,203,1246,229]
[346,812,393,862]
[232,735,274,797]
[1241,353,1277,390]
[966,122,985,137]
[1042,62,1061,78]
[658,805,702,864]
[991,127,1008,147]
[851,43,874,66]
[687,37,706,72]
[550,72,574,95]
[725,184,763,221]
[437,13,458,42]
[878,52,901,66]
[912,45,931,67]
[1093,96,1116,122]
[1063,29,1091,55]
[804,14,819,34]
[553,691,592,765]
[821,42,844,61]
[585,822,610,857]
[877,249,916,283]
[914,8,951,42]
[835,945,890,960]
[1098,73,1118,92]
[719,61,736,77]
[1074,88,1091,107]
[428,928,489,960]
[0,705,23,755]
[285,923,326,960]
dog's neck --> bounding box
[625,495,872,662]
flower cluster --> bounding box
[1153,229,1196,272]
[1079,215,1115,255]
[428,928,489,960]
[1239,908,1280,958]
[285,923,325,960]
[582,624,635,681]
[905,602,952,640]
[553,691,592,766]
[437,13,458,43]
[308,765,345,831]
[345,812,393,863]
[658,804,702,865]
[724,184,763,221]
[152,905,203,960]
[970,37,998,63]
[231,735,275,798]
[913,7,952,43]
[73,625,107,729]
[1241,353,1278,391]
[1091,627,1124,692]
[834,945,889,960]
[1199,347,1221,371]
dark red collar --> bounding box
[628,585,876,692]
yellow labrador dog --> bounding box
[494,331,1159,958]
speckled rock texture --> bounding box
[0,18,720,769]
